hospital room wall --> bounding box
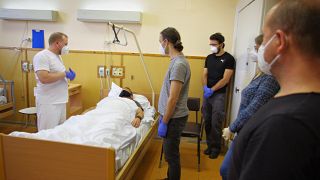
[0,48,204,123]
[0,0,238,56]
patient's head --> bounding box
[119,87,133,99]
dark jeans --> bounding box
[220,140,234,180]
[163,115,188,180]
[203,93,226,154]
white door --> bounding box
[230,0,264,123]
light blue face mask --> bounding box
[257,34,281,75]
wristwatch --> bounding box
[136,115,142,120]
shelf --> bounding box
[67,83,83,118]
[0,102,13,112]
[69,106,83,116]
[0,109,14,119]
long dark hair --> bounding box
[160,27,184,52]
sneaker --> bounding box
[204,148,211,155]
[209,152,219,159]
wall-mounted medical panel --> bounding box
[77,9,142,24]
[0,8,58,21]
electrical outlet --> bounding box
[111,66,125,78]
[21,61,29,72]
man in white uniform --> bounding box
[33,32,76,130]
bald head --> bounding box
[266,0,320,58]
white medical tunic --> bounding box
[33,49,68,104]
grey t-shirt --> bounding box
[158,55,191,118]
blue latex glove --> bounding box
[158,116,168,138]
[65,68,76,81]
[204,86,214,99]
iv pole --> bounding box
[107,22,155,107]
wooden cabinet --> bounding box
[0,79,14,119]
[67,84,83,118]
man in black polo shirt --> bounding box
[202,33,235,159]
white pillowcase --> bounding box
[108,82,123,97]
[133,94,151,110]
[107,82,152,110]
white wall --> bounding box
[0,0,238,56]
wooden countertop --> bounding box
[68,84,81,91]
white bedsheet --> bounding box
[10,97,156,170]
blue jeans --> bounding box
[163,115,188,180]
[220,141,234,180]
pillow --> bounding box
[133,94,151,110]
[108,82,123,97]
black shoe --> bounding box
[209,152,219,159]
[204,148,211,155]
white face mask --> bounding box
[248,49,258,63]
[159,43,166,55]
[61,45,69,55]
[210,46,218,54]
[257,35,280,75]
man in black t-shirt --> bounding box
[202,33,235,159]
[229,1,320,179]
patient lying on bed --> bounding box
[10,89,155,169]
[119,87,144,128]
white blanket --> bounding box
[10,97,139,150]
[10,96,156,170]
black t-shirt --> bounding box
[205,52,235,93]
[229,93,320,180]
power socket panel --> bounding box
[111,66,125,78]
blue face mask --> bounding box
[257,34,281,75]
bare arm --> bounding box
[36,70,66,84]
[202,68,208,86]
[136,107,144,119]
[162,80,183,124]
[211,69,234,91]
[132,107,144,128]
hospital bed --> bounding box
[0,75,15,119]
[0,93,159,180]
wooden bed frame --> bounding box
[0,116,158,180]
[0,93,159,180]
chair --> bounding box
[18,107,37,129]
[159,97,204,171]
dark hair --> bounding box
[210,33,225,48]
[255,34,263,46]
[123,87,132,94]
[119,87,132,98]
[160,27,184,52]
[49,32,68,45]
[268,0,320,57]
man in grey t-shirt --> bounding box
[158,56,191,118]
[158,27,191,180]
